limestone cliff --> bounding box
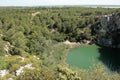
[92,13,120,48]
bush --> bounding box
[16,68,55,80]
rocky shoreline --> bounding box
[63,40,93,48]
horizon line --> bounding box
[0,5,120,7]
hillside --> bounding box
[0,7,120,80]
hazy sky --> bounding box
[0,0,120,6]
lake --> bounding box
[66,45,120,72]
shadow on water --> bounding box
[98,46,120,72]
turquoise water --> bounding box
[66,45,120,72]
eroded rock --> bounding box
[15,63,34,76]
[0,70,9,77]
[93,13,120,48]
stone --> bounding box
[0,70,9,77]
[7,78,13,80]
[15,63,34,76]
[93,13,120,48]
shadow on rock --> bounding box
[98,46,120,72]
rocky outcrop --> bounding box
[16,63,34,76]
[92,13,120,48]
[63,40,80,48]
[0,70,9,77]
[32,12,40,17]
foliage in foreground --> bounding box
[2,64,120,80]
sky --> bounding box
[0,0,120,6]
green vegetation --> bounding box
[0,7,120,80]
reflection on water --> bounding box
[66,45,120,73]
[98,47,120,72]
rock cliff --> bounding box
[92,13,120,48]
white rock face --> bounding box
[7,78,13,80]
[24,64,33,69]
[0,70,9,77]
[4,45,9,54]
[0,34,3,37]
[33,55,40,60]
[16,63,34,76]
[16,66,24,76]
[19,56,25,61]
[32,12,40,16]
[4,42,13,55]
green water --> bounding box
[66,45,120,72]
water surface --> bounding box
[66,45,120,72]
